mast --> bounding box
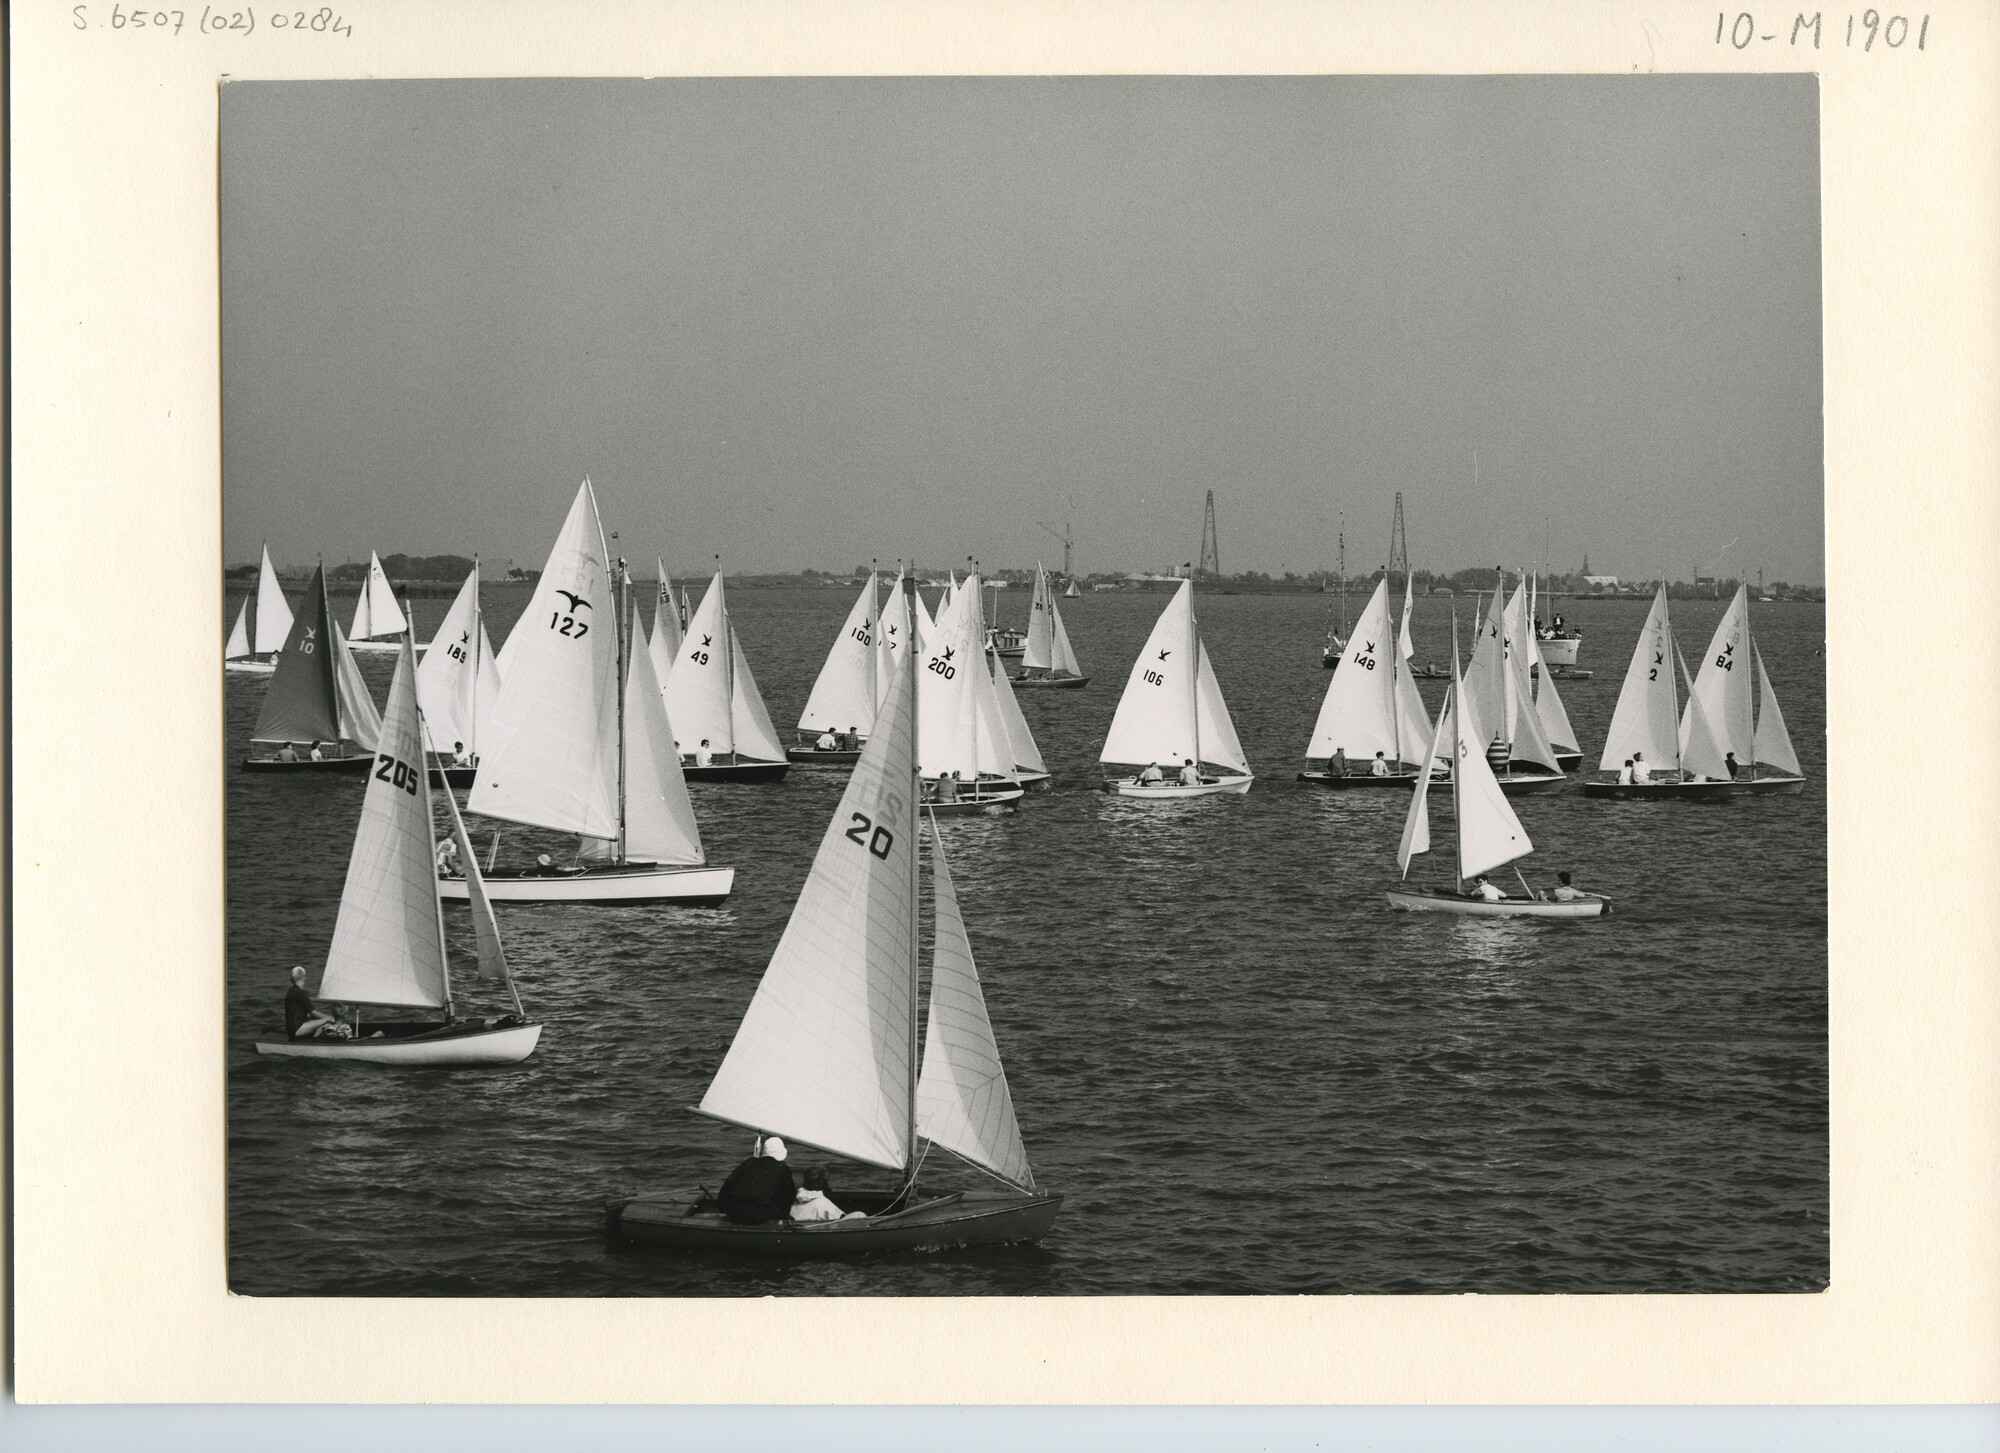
[1188,581,1202,773]
[1450,617,1463,893]
[901,572,921,1181]
[615,558,629,863]
[1663,575,1682,777]
[418,661,457,1024]
[718,557,736,760]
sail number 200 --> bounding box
[844,811,896,859]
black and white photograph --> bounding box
[221,74,1827,1297]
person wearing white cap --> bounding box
[715,1134,797,1224]
[283,965,336,1040]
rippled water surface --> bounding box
[227,584,1826,1296]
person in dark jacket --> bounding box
[716,1136,796,1224]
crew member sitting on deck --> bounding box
[716,1136,797,1225]
[1138,762,1164,785]
[1551,871,1584,902]
[1618,758,1637,785]
[816,730,837,751]
[309,741,325,761]
[1630,751,1651,783]
[790,1167,864,1223]
[1724,751,1740,780]
[1371,751,1390,777]
[694,738,715,768]
[1331,747,1350,777]
[434,837,461,876]
[275,742,299,762]
[285,965,336,1039]
[452,741,474,768]
[1178,759,1200,786]
[1472,876,1507,902]
[843,727,861,750]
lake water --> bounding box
[226,583,1826,1296]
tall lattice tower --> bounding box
[1197,491,1221,578]
[1386,492,1409,588]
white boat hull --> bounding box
[1105,773,1253,798]
[346,637,427,654]
[255,1020,542,1064]
[438,863,735,905]
[1537,637,1581,666]
[1385,886,1609,918]
[1738,774,1806,796]
[225,657,278,675]
[924,785,1026,815]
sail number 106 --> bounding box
[1142,669,1165,685]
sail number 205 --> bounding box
[374,753,422,795]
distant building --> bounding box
[1584,574,1619,589]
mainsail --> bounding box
[1305,578,1401,763]
[666,572,785,761]
[251,565,343,745]
[350,551,409,641]
[917,580,988,780]
[1599,584,1682,774]
[1752,641,1803,777]
[415,564,502,758]
[254,544,294,655]
[1686,584,1755,763]
[989,650,1046,774]
[799,573,880,738]
[916,814,1033,1191]
[468,481,620,838]
[1100,580,1200,768]
[320,637,449,1010]
[699,585,920,1172]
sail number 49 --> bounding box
[844,811,895,859]
[374,754,422,795]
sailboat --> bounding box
[917,572,1029,813]
[1453,575,1568,795]
[961,572,1049,787]
[663,570,790,782]
[788,572,879,764]
[984,577,1028,659]
[242,564,382,773]
[1582,582,1736,800]
[225,544,295,674]
[454,482,735,905]
[1684,584,1806,795]
[646,559,683,688]
[1100,578,1253,796]
[1013,562,1089,688]
[414,563,502,788]
[344,551,411,653]
[255,635,542,1064]
[1387,638,1610,917]
[614,576,1061,1253]
[1298,577,1430,787]
[1523,573,1585,769]
[1063,578,1082,599]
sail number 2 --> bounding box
[843,811,896,859]
[373,754,422,795]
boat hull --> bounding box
[1297,770,1421,789]
[614,1189,1062,1256]
[786,744,864,764]
[1105,773,1254,798]
[1581,779,1735,801]
[438,863,735,905]
[427,762,478,789]
[1537,637,1582,666]
[1011,673,1089,689]
[1738,775,1806,796]
[1552,751,1583,772]
[241,753,373,774]
[924,785,1026,815]
[1385,886,1609,918]
[1424,770,1569,796]
[682,758,790,783]
[225,658,278,675]
[255,1019,542,1065]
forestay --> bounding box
[252,565,342,745]
[699,588,919,1172]
[1752,643,1802,776]
[321,638,448,1010]
[469,480,620,838]
[350,551,408,641]
[254,544,294,655]
[799,573,880,737]
[1599,584,1682,773]
[916,815,1033,1191]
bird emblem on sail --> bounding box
[555,590,591,614]
[1157,648,1170,661]
[301,624,318,654]
[1717,641,1736,670]
[941,646,955,662]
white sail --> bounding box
[331,623,383,752]
[1687,584,1755,763]
[1396,681,1453,876]
[989,648,1046,773]
[1677,647,1732,780]
[321,637,448,1010]
[699,587,920,1172]
[468,480,620,838]
[1752,641,1803,777]
[1453,665,1534,882]
[875,567,908,713]
[648,559,683,684]
[1460,588,1510,757]
[1195,642,1249,775]
[1392,579,1431,754]
[583,596,706,865]
[350,551,408,641]
[1501,585,1561,773]
[1526,609,1581,755]
[254,545,294,655]
[1023,565,1056,670]
[225,598,252,660]
[1599,584,1681,774]
[1304,578,1400,762]
[916,587,982,780]
[438,750,513,998]
[1398,576,1417,662]
[1050,601,1083,677]
[913,583,937,640]
[664,573,734,755]
[962,575,1022,778]
[1100,580,1200,768]
[415,565,487,757]
[799,573,880,737]
[727,623,787,762]
[916,815,1033,1191]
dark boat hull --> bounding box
[786,745,863,764]
[241,753,372,774]
[428,763,478,789]
[614,1188,1062,1256]
[1423,770,1569,796]
[1011,673,1089,689]
[1581,779,1735,801]
[1737,775,1806,796]
[1297,770,1421,789]
[682,758,790,783]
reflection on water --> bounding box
[229,586,1826,1296]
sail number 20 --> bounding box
[844,811,896,859]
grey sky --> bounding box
[221,76,1821,584]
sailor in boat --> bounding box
[451,740,474,769]
[694,738,714,768]
[1631,750,1651,783]
[1371,751,1390,778]
[1617,758,1637,785]
[1139,762,1164,785]
[309,741,325,762]
[1725,751,1741,780]
[843,727,861,750]
[434,836,461,878]
[1178,759,1200,787]
[1472,876,1507,902]
[816,729,838,751]
[275,743,299,763]
[1551,871,1584,902]
[283,966,341,1040]
[715,1136,796,1225]
[790,1167,867,1223]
